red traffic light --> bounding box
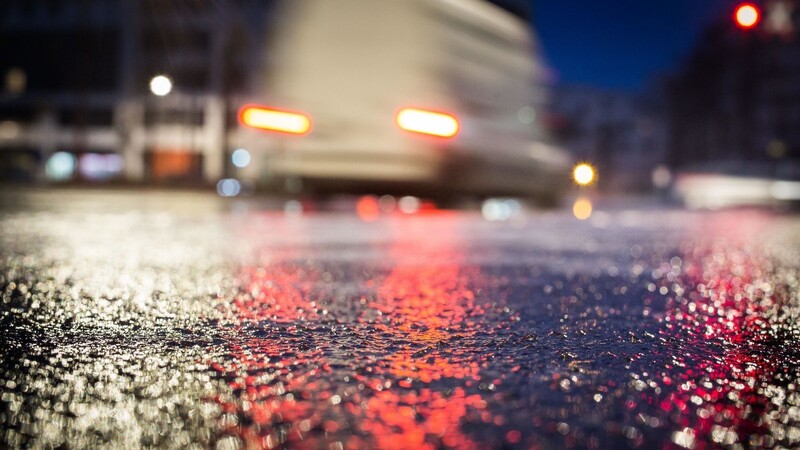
[734,3,760,29]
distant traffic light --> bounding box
[734,3,761,29]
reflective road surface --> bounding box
[1,189,799,449]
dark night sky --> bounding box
[533,0,732,91]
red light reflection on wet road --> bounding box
[232,264,319,323]
[208,214,507,449]
[352,216,489,449]
[634,214,794,449]
[654,259,773,448]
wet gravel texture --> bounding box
[1,189,799,449]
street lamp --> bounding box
[573,163,596,186]
[149,75,173,97]
[147,75,173,182]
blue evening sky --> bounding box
[533,0,732,91]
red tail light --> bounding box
[396,108,459,138]
[238,105,312,135]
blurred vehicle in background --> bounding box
[673,160,800,209]
[233,0,571,203]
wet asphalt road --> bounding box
[1,188,799,450]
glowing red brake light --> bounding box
[238,105,312,135]
[396,108,459,138]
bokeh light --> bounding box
[45,152,77,181]
[216,178,241,197]
[573,163,596,186]
[231,148,251,168]
[735,4,760,29]
[149,75,173,96]
[572,197,593,220]
[356,195,380,221]
[482,198,522,221]
[78,153,123,180]
[398,196,421,214]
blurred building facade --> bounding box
[549,84,668,190]
[0,0,276,183]
[0,0,537,185]
[667,0,800,171]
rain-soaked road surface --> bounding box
[1,188,799,450]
